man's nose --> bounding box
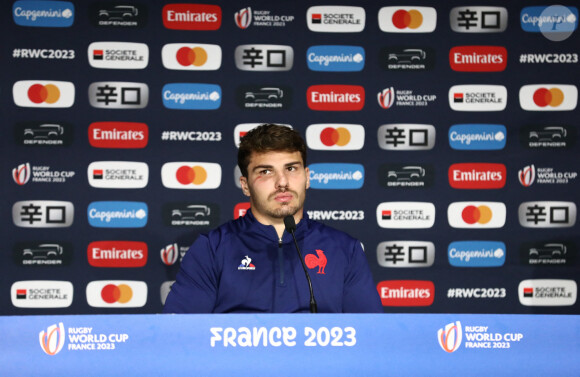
[275,170,289,188]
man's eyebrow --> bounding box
[251,161,302,172]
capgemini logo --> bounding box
[39,322,65,355]
[437,321,462,353]
[378,87,395,109]
[519,164,536,187]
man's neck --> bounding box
[252,211,303,240]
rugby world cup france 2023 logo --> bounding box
[39,322,65,355]
[438,321,462,353]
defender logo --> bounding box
[90,3,147,28]
[16,122,73,146]
[379,164,434,188]
[380,47,435,71]
[236,85,291,110]
[520,125,574,149]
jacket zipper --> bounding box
[278,238,284,285]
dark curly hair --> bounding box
[237,124,307,177]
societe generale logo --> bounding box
[307,85,365,111]
[87,161,149,188]
[519,84,578,111]
[87,241,148,268]
[88,42,149,69]
[448,163,506,189]
[449,85,507,111]
[438,321,462,353]
[306,124,364,150]
[447,201,506,228]
[161,43,222,70]
[11,280,73,308]
[13,80,75,108]
[162,3,221,30]
[449,46,507,72]
[88,122,148,149]
[161,162,222,189]
[39,322,66,355]
[376,280,435,306]
[306,6,365,33]
[378,6,437,33]
[86,280,147,307]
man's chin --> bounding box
[269,205,298,219]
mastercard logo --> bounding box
[101,283,133,304]
[86,280,147,307]
[533,88,564,107]
[392,9,423,29]
[306,124,365,150]
[461,205,493,224]
[28,84,60,103]
[162,43,222,71]
[520,84,577,111]
[13,80,75,108]
[176,165,208,185]
[448,201,506,228]
[162,162,222,189]
[320,127,351,146]
[176,47,208,66]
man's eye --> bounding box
[260,169,271,175]
[287,166,297,172]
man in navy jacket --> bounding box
[163,124,382,313]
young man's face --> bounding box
[240,150,310,225]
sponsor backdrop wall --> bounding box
[2,0,578,315]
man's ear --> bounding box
[240,176,250,197]
[305,166,310,189]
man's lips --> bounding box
[273,192,294,203]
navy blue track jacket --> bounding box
[163,209,382,313]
